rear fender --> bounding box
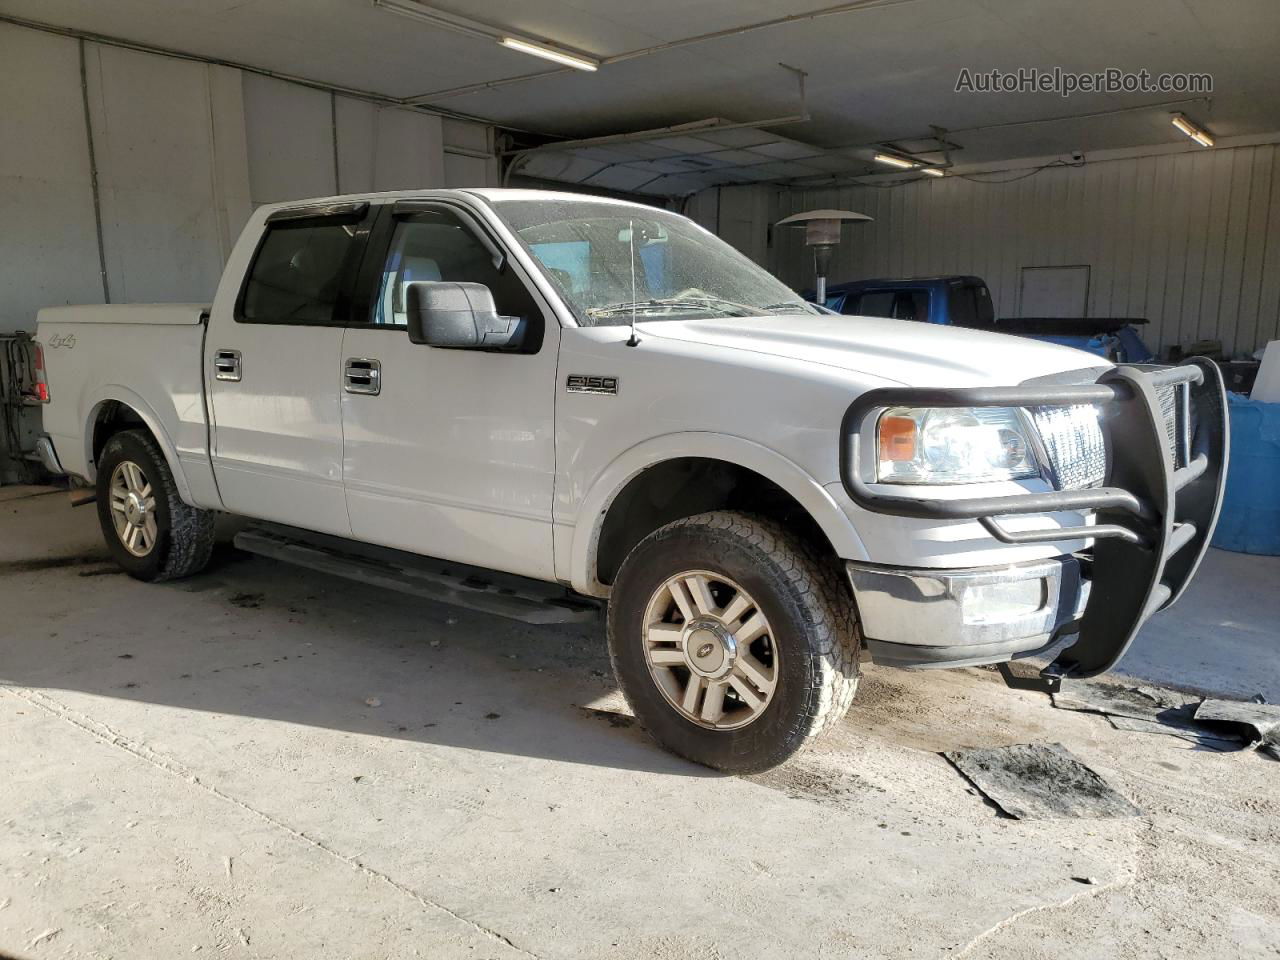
[84,387,194,505]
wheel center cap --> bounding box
[682,619,736,679]
[123,492,146,526]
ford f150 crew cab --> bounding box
[35,189,1229,773]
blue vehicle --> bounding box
[818,275,1154,363]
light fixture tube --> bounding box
[500,36,599,71]
[873,153,917,169]
[375,1,599,70]
[1171,113,1214,147]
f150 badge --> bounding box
[566,374,618,396]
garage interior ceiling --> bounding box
[3,0,1279,196]
[512,121,873,197]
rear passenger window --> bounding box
[240,220,361,324]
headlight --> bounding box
[876,406,1040,484]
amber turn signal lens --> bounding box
[879,415,917,462]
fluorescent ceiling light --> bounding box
[500,36,598,71]
[921,167,945,177]
[873,153,917,169]
[1171,113,1214,147]
[375,1,599,71]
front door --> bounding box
[206,203,372,536]
[339,201,559,581]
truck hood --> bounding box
[641,313,1109,387]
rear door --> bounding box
[338,200,559,580]
[205,202,373,535]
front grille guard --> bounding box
[840,357,1229,685]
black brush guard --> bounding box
[840,358,1229,688]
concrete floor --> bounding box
[2,485,1278,959]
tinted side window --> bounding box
[974,283,995,325]
[373,209,538,327]
[949,282,994,327]
[897,291,929,322]
[949,284,975,326]
[849,291,894,317]
[846,290,927,320]
[240,220,361,324]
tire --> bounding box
[96,428,216,582]
[607,510,860,774]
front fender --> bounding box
[567,432,870,597]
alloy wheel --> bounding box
[641,570,779,730]
[108,460,158,557]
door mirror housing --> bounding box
[405,281,525,350]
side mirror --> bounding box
[405,281,524,350]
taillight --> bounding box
[31,342,50,404]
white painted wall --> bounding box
[242,74,486,202]
[0,20,497,334]
[85,45,250,304]
[745,141,1280,358]
[0,24,103,333]
[243,74,336,205]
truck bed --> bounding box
[37,304,215,503]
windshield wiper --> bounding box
[587,296,758,318]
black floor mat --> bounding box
[944,742,1141,820]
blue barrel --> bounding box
[1211,392,1280,555]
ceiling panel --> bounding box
[1,0,1275,195]
[750,140,824,160]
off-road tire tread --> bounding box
[608,510,860,772]
[98,429,216,582]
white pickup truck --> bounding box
[35,188,1228,772]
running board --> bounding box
[232,527,601,626]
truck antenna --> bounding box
[626,218,640,347]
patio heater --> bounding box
[775,209,872,306]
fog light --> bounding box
[962,579,1047,624]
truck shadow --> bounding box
[1,528,716,778]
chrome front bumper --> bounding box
[847,556,1091,669]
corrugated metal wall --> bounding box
[752,142,1280,358]
[0,19,498,335]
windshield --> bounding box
[490,199,819,326]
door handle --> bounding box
[344,358,381,396]
[214,349,242,382]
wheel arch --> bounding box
[84,388,194,504]
[569,433,868,597]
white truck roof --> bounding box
[252,187,657,220]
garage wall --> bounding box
[0,20,497,334]
[243,75,490,204]
[750,141,1280,358]
[85,45,251,305]
[0,25,106,333]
